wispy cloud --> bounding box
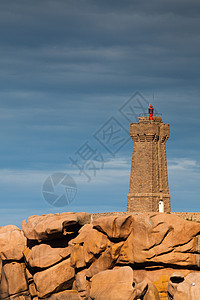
[0,157,130,187]
[168,158,200,171]
[168,158,200,191]
[0,169,50,186]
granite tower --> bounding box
[127,110,171,213]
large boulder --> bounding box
[25,268,38,298]
[73,270,90,298]
[33,258,75,298]
[0,225,26,261]
[85,241,123,278]
[85,247,114,278]
[168,272,200,300]
[24,243,71,269]
[93,215,134,240]
[70,225,109,269]
[0,257,2,279]
[70,221,122,279]
[142,281,160,300]
[168,272,185,299]
[0,262,29,299]
[22,212,91,241]
[131,268,191,299]
[89,266,148,300]
[47,290,81,299]
[2,212,200,300]
[9,291,31,300]
[118,213,200,267]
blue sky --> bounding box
[0,0,200,228]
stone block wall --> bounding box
[91,211,200,222]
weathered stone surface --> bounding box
[0,225,26,261]
[2,212,200,300]
[62,212,91,234]
[168,272,185,299]
[70,244,86,269]
[9,291,31,300]
[110,241,124,260]
[24,243,71,269]
[46,290,81,300]
[168,272,200,300]
[73,270,90,298]
[0,262,29,299]
[93,215,134,240]
[70,225,109,269]
[33,258,75,298]
[84,241,123,278]
[0,257,2,278]
[132,268,191,299]
[89,266,148,300]
[85,247,114,278]
[74,270,87,292]
[22,212,91,241]
[25,268,38,298]
[143,281,160,300]
[118,213,200,267]
[70,224,93,244]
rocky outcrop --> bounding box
[168,272,200,299]
[33,258,75,298]
[92,215,134,240]
[117,213,200,267]
[0,225,29,300]
[23,243,71,269]
[0,262,30,300]
[22,212,91,241]
[0,225,26,260]
[89,266,148,299]
[47,290,81,300]
[1,212,200,299]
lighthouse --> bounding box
[127,105,171,213]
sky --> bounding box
[0,0,200,228]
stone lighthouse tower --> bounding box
[127,106,171,213]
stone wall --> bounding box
[172,212,200,222]
[91,211,200,222]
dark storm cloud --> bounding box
[0,0,199,162]
[0,0,199,129]
[0,0,199,88]
[0,0,199,46]
[0,0,199,226]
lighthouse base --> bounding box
[127,193,171,213]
